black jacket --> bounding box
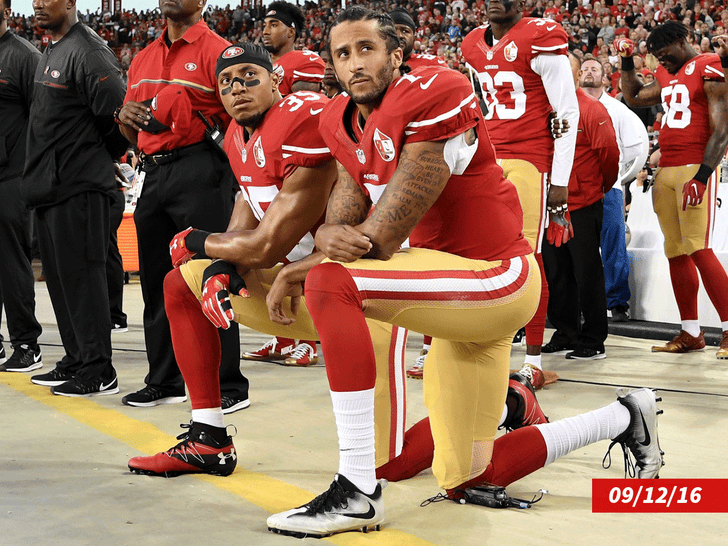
[23,23,127,208]
[0,30,40,183]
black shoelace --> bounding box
[305,479,354,514]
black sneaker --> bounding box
[541,341,574,354]
[0,344,43,373]
[512,327,526,345]
[112,323,129,334]
[221,395,250,415]
[610,305,630,322]
[0,345,6,365]
[122,385,187,407]
[565,347,606,360]
[51,373,120,397]
[31,366,74,386]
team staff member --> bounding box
[23,0,126,396]
[579,57,649,324]
[116,0,249,411]
[0,0,43,374]
[461,0,579,388]
[541,53,620,361]
[265,9,663,537]
[617,23,728,358]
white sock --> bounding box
[191,408,224,428]
[524,354,542,370]
[422,343,431,351]
[682,320,700,338]
[498,403,508,427]
[330,388,376,495]
[535,401,631,465]
[721,322,728,333]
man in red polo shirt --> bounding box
[116,0,249,412]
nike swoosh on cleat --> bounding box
[332,502,376,520]
[638,411,651,447]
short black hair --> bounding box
[4,0,10,10]
[329,6,400,55]
[266,1,306,39]
[646,21,690,53]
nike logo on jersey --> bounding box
[332,502,376,520]
[310,107,324,115]
[419,74,439,90]
[100,75,110,82]
[599,120,607,125]
[638,411,651,447]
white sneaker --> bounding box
[603,388,664,479]
[267,474,384,538]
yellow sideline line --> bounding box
[0,373,436,546]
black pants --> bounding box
[542,199,608,352]
[0,177,42,348]
[107,189,127,327]
[135,146,247,398]
[36,191,115,381]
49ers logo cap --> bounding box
[216,43,274,77]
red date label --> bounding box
[593,479,728,512]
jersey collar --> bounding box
[160,19,209,46]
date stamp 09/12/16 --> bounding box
[592,479,728,513]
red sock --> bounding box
[525,252,548,347]
[423,335,433,347]
[448,426,548,494]
[164,269,221,409]
[690,249,728,321]
[668,255,699,320]
[276,336,295,346]
[376,417,434,481]
[305,262,376,391]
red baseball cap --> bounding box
[142,86,192,135]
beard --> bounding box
[580,78,601,88]
[344,59,395,105]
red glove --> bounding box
[201,261,249,329]
[682,179,706,211]
[169,227,196,268]
[546,211,575,248]
[613,37,634,57]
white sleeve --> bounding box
[531,54,579,187]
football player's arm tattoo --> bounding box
[325,162,372,226]
[357,140,450,260]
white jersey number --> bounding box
[279,91,322,112]
[660,84,692,129]
[478,71,527,120]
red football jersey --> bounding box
[318,66,531,262]
[224,91,332,264]
[405,53,448,70]
[461,17,569,173]
[273,49,325,96]
[655,53,724,168]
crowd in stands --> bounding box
[6,1,728,98]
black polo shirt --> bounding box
[23,23,127,209]
[0,30,40,183]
